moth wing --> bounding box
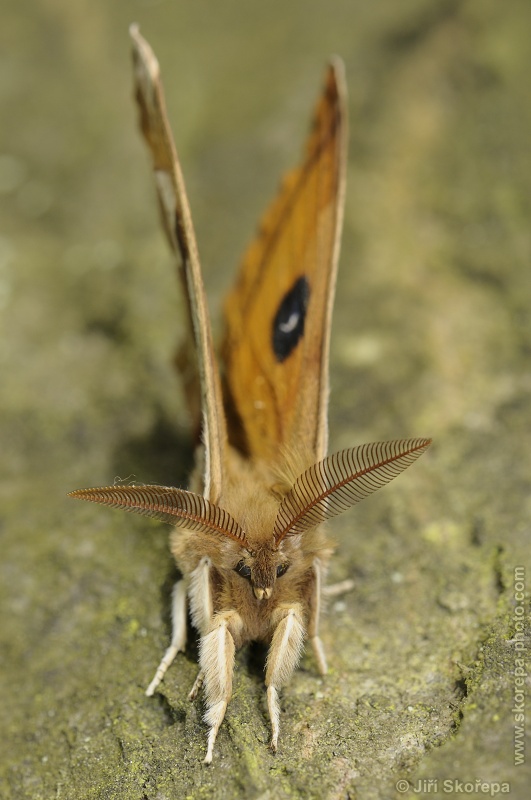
[222,60,347,466]
[130,26,227,502]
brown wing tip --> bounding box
[129,22,147,53]
[323,56,347,107]
[307,55,348,168]
[326,56,345,88]
[129,22,159,84]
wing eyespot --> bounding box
[271,276,310,363]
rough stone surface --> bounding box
[1,1,529,798]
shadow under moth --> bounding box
[69,26,431,763]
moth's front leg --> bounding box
[265,602,305,751]
[200,609,243,764]
[146,578,188,696]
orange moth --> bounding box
[69,27,431,763]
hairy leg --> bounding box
[322,578,355,597]
[188,669,204,701]
[265,603,305,751]
[146,579,187,696]
[200,609,243,764]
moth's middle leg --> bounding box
[265,603,305,751]
[200,609,243,764]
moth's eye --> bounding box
[272,276,310,363]
[235,561,252,580]
[276,563,289,578]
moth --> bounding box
[69,26,431,764]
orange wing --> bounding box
[222,60,347,465]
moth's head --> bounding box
[67,440,431,606]
[233,545,290,601]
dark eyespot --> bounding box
[272,276,310,363]
[276,563,289,578]
[235,561,252,580]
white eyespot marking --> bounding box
[278,311,300,334]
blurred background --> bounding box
[1,0,530,798]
